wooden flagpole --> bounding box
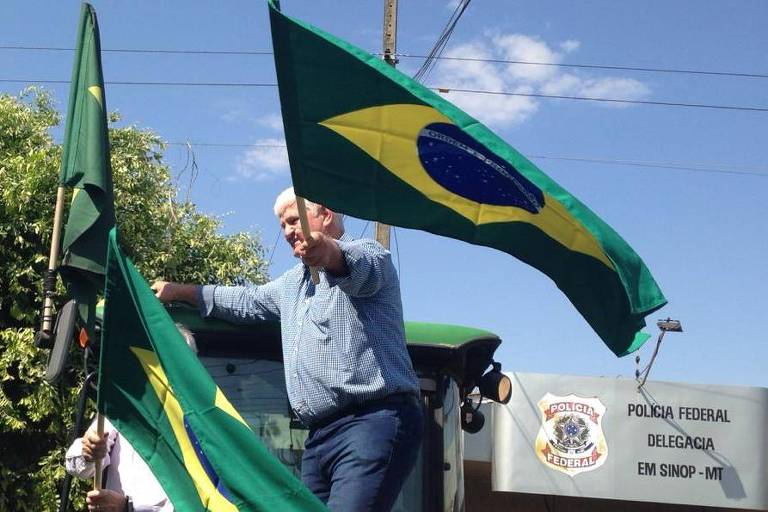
[296,196,321,285]
[93,413,105,490]
[39,186,68,338]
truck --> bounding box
[50,301,510,512]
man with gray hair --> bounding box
[152,186,423,512]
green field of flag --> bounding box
[59,3,115,330]
[268,1,666,356]
[99,229,326,511]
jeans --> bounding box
[301,396,424,512]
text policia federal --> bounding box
[627,403,731,422]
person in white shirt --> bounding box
[65,417,172,512]
[65,325,196,511]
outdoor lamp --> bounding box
[460,399,485,434]
[657,318,683,332]
[479,362,512,404]
[636,318,683,389]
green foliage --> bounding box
[0,89,269,511]
[0,90,60,328]
[0,328,87,512]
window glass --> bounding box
[391,434,423,512]
[201,354,425,512]
[201,356,307,477]
[443,381,464,512]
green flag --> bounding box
[268,2,666,356]
[99,229,326,511]
[59,3,115,329]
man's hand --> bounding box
[295,232,347,276]
[151,281,199,305]
[86,489,128,512]
[81,429,108,462]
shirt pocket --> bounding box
[303,299,330,346]
[307,288,335,331]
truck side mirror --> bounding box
[461,399,485,434]
[44,299,78,383]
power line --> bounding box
[526,155,768,178]
[2,78,766,112]
[168,142,286,148]
[0,45,273,56]
[413,0,472,82]
[400,54,768,80]
[0,79,277,87]
[435,87,768,113]
[162,142,768,178]
[2,44,767,79]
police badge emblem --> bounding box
[535,393,608,476]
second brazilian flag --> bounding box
[268,1,666,356]
[99,229,326,511]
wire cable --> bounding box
[392,224,401,279]
[3,78,765,112]
[413,0,472,82]
[267,227,282,270]
[432,87,768,112]
[160,142,768,178]
[167,142,286,148]
[358,220,371,239]
[526,155,768,178]
[401,54,768,80]
[0,45,273,56]
[2,45,766,79]
[0,78,277,87]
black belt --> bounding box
[307,392,420,430]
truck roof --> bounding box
[165,304,502,390]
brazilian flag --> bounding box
[268,1,666,356]
[99,229,326,511]
[59,3,115,331]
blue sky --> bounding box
[2,1,766,387]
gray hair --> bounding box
[273,186,344,229]
[175,323,198,354]
[273,186,316,217]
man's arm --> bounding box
[85,489,129,512]
[151,282,199,306]
[297,232,348,276]
[153,280,282,324]
[323,238,396,297]
[65,420,116,479]
[86,489,172,512]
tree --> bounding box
[0,89,269,511]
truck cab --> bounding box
[167,305,506,512]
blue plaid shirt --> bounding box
[198,234,419,425]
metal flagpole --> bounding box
[375,0,399,249]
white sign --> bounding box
[490,372,768,510]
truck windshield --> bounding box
[200,354,424,512]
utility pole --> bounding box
[382,0,399,67]
[375,0,399,249]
